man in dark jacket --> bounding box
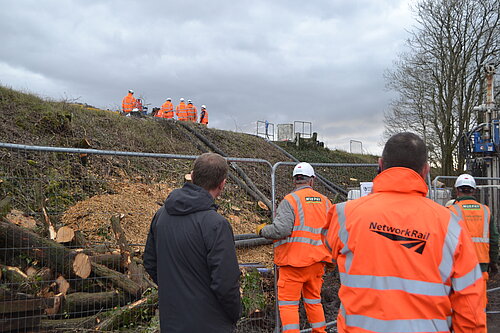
[144,153,241,332]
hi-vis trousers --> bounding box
[278,262,326,333]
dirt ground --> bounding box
[61,182,275,265]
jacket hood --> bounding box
[165,182,217,216]
[372,167,428,196]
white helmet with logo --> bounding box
[293,162,315,178]
[455,174,476,188]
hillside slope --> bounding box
[0,86,377,249]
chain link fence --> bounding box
[0,143,275,332]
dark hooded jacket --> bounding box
[144,182,241,332]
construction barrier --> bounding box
[0,143,275,332]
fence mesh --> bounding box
[0,145,276,332]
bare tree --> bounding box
[384,0,499,174]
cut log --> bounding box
[91,263,142,297]
[56,275,70,295]
[95,290,158,331]
[55,226,75,243]
[0,220,91,278]
[26,267,52,282]
[40,315,99,330]
[61,291,127,316]
[0,297,55,314]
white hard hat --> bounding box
[167,98,171,101]
[293,162,315,178]
[180,98,185,102]
[128,90,134,94]
[188,99,192,103]
[455,174,476,188]
[201,105,206,109]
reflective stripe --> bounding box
[451,204,462,220]
[339,273,450,296]
[324,237,332,252]
[336,202,353,272]
[303,297,321,304]
[472,237,489,243]
[293,225,324,234]
[290,193,305,226]
[452,264,482,292]
[278,300,300,306]
[274,237,323,247]
[439,212,461,283]
[310,321,326,328]
[482,205,490,238]
[343,314,451,333]
[283,323,300,331]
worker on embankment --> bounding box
[199,105,208,125]
[176,98,189,121]
[121,90,136,114]
[257,162,332,333]
[448,174,498,309]
[186,100,197,122]
[143,153,241,332]
[323,132,486,332]
[157,98,174,118]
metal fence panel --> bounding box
[0,143,275,332]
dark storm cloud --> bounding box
[0,0,413,154]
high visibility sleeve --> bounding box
[260,199,294,240]
[449,225,486,332]
[322,203,345,262]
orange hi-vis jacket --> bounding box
[186,104,197,122]
[200,109,208,125]
[176,102,188,121]
[158,100,174,118]
[122,93,136,113]
[274,187,332,267]
[323,167,485,333]
[449,200,491,264]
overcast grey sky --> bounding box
[0,0,415,155]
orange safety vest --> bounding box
[200,109,208,125]
[186,104,197,122]
[158,101,174,118]
[122,93,136,113]
[176,102,188,121]
[449,200,491,263]
[323,167,485,333]
[274,187,332,267]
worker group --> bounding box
[121,90,208,125]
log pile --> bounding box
[0,207,158,332]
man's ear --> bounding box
[419,162,430,179]
[219,178,227,190]
[378,158,383,173]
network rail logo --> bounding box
[369,222,430,254]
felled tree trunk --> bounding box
[0,220,91,279]
[61,291,127,316]
[91,263,142,297]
